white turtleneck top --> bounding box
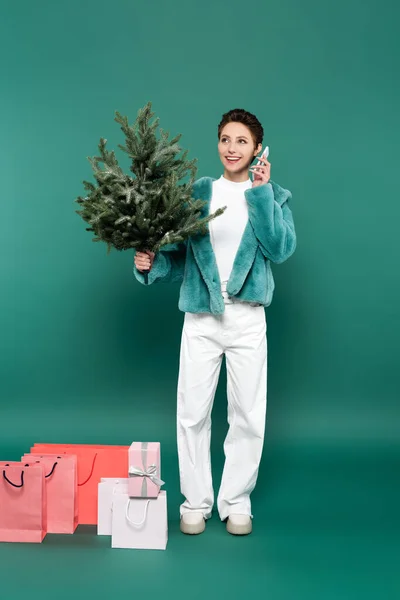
[209,175,260,305]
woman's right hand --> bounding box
[134,249,156,272]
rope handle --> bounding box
[32,459,59,478]
[45,462,58,478]
[78,453,98,486]
[2,463,30,488]
[110,482,124,512]
[125,499,150,527]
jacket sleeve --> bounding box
[132,240,187,285]
[245,182,297,264]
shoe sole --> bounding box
[226,519,252,535]
[180,519,206,535]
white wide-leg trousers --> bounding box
[176,296,267,521]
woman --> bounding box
[133,108,297,536]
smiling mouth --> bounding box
[226,157,241,163]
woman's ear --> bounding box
[250,143,262,165]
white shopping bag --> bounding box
[97,478,129,535]
[111,490,168,550]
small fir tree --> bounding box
[75,101,226,283]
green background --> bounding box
[1,0,399,598]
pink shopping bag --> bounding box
[0,461,46,543]
[22,454,78,534]
[31,444,129,525]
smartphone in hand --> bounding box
[250,145,269,181]
[256,145,269,165]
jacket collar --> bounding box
[189,176,259,302]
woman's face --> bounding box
[218,122,262,177]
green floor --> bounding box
[1,442,398,600]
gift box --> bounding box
[97,478,129,535]
[128,442,164,498]
[111,489,168,550]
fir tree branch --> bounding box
[75,100,226,254]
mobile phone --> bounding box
[256,145,269,165]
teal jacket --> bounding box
[133,176,296,314]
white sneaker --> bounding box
[226,514,252,535]
[180,512,206,535]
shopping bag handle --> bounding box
[125,499,150,527]
[2,463,28,488]
[110,483,124,513]
[45,462,58,478]
[78,453,98,486]
[32,459,59,478]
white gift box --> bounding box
[97,478,129,535]
[111,489,168,550]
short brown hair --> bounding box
[217,108,264,159]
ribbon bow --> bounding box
[128,464,165,487]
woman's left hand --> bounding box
[249,154,271,187]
